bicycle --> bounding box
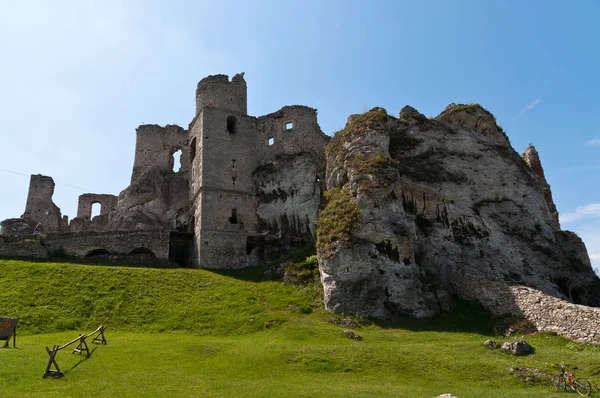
[550,364,592,396]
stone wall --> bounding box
[24,174,63,232]
[0,230,171,260]
[0,235,48,259]
[76,193,118,220]
[456,278,600,344]
[130,124,190,183]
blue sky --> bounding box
[1,0,599,268]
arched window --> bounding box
[190,137,196,163]
[91,202,101,219]
[227,116,237,134]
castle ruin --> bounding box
[0,73,330,268]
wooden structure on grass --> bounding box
[0,317,18,348]
[43,325,107,378]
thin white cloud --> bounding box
[513,98,542,121]
[562,203,600,223]
[586,138,600,147]
[591,253,600,262]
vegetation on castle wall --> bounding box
[348,148,396,174]
[326,107,394,161]
[317,187,361,258]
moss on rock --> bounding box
[317,187,361,258]
[326,107,394,161]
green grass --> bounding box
[2,259,600,397]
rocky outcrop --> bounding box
[107,166,190,231]
[318,105,600,319]
[253,154,322,239]
[522,144,560,230]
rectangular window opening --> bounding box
[232,176,236,186]
[229,209,238,224]
[268,137,275,146]
[285,121,293,131]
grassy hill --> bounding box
[1,259,600,397]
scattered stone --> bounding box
[286,304,299,312]
[328,317,339,325]
[340,319,359,328]
[434,394,459,398]
[343,330,362,341]
[483,340,497,349]
[264,320,276,329]
[509,367,546,384]
[501,340,534,356]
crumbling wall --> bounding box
[24,175,63,232]
[0,235,48,258]
[195,73,247,116]
[256,106,329,176]
[76,194,118,220]
[0,230,171,261]
[110,123,191,231]
[130,124,190,183]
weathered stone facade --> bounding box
[0,73,329,268]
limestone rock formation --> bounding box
[318,105,600,319]
[107,165,190,231]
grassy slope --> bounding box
[1,259,600,398]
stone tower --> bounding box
[189,73,330,268]
[24,174,63,231]
[190,73,258,268]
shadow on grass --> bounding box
[372,299,497,336]
[64,347,98,375]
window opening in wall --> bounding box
[227,116,238,134]
[285,121,293,131]
[232,159,236,168]
[316,176,321,182]
[190,138,196,163]
[91,202,101,219]
[232,176,236,186]
[229,209,238,224]
[172,149,182,172]
[268,137,275,146]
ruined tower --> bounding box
[190,73,257,268]
[24,175,63,231]
[189,73,329,268]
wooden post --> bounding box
[43,345,63,378]
[91,325,107,345]
[42,325,106,378]
[72,335,90,357]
